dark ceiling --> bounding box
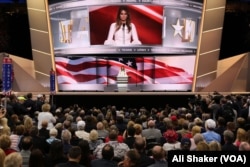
[0,0,249,60]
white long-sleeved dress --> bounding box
[104,23,141,46]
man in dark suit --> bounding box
[91,144,117,167]
[56,146,83,167]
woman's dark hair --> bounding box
[115,6,132,32]
[29,149,45,167]
[48,140,64,160]
[78,139,91,167]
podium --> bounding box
[116,76,128,92]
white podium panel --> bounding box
[117,76,128,92]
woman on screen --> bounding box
[104,6,141,46]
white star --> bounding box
[126,60,132,67]
[172,19,183,37]
[118,58,123,62]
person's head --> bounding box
[41,120,48,129]
[30,126,39,137]
[123,149,140,167]
[223,130,235,144]
[42,103,51,112]
[96,122,104,130]
[4,152,23,167]
[196,141,209,151]
[0,148,5,167]
[193,133,204,145]
[78,139,90,156]
[236,128,246,142]
[116,6,131,24]
[151,145,166,161]
[147,120,155,128]
[29,149,45,167]
[15,124,25,136]
[191,125,201,136]
[127,126,136,137]
[0,134,11,150]
[205,119,216,131]
[164,129,178,143]
[20,136,33,151]
[89,129,99,141]
[77,120,86,130]
[181,137,191,151]
[109,129,118,141]
[49,140,64,158]
[134,137,146,152]
[102,144,114,160]
[49,128,58,137]
[68,146,82,163]
[239,141,250,151]
[208,141,221,151]
[61,129,72,143]
[133,123,142,135]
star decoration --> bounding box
[172,19,183,37]
[126,60,133,67]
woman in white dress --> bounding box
[37,103,56,130]
[104,6,141,46]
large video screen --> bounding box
[48,0,204,92]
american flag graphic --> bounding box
[55,56,193,86]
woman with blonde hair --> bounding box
[196,141,209,151]
[89,129,103,152]
[234,128,247,147]
[0,148,5,167]
[208,141,221,151]
[0,117,11,136]
[37,103,56,130]
[23,116,33,136]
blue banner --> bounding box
[2,57,12,95]
[50,69,56,94]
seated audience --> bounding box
[91,144,117,167]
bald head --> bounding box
[148,120,155,128]
[96,122,104,130]
[152,145,165,160]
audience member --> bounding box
[162,129,181,151]
[4,152,23,167]
[91,144,117,167]
[142,120,162,143]
[133,137,154,167]
[202,119,221,144]
[45,140,67,167]
[78,139,95,167]
[56,146,83,167]
[89,129,103,152]
[118,149,140,167]
[208,141,222,151]
[29,149,45,167]
[37,103,56,130]
[75,120,90,141]
[0,148,5,167]
[180,137,191,151]
[0,134,16,155]
[222,130,238,151]
[96,122,109,139]
[148,145,168,167]
[94,129,129,160]
[20,136,33,167]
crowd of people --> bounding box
[0,92,250,167]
